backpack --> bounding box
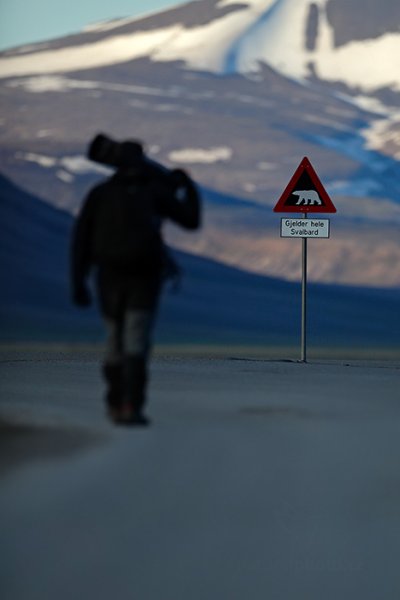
[91,176,163,272]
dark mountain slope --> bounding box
[1,174,399,349]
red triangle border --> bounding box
[273,157,337,213]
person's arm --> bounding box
[160,169,201,230]
[70,190,96,307]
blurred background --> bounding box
[1,0,399,355]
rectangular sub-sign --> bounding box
[280,218,330,238]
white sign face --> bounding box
[280,218,330,238]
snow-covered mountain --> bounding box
[1,0,399,94]
[1,0,400,291]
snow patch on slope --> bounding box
[153,0,276,72]
[341,94,400,160]
[0,26,183,77]
[230,0,400,92]
[6,75,183,98]
[218,0,267,6]
[168,147,233,163]
[364,111,400,160]
[315,33,400,93]
[16,152,111,177]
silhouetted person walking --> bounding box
[71,134,201,426]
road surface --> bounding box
[1,350,400,599]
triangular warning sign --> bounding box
[273,157,336,213]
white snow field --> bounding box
[1,350,400,600]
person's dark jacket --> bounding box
[71,160,201,307]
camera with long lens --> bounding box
[87,133,190,189]
[87,133,145,168]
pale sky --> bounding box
[0,0,188,51]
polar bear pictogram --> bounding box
[293,190,322,206]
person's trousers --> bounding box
[102,310,155,413]
[96,268,161,415]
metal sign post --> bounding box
[273,157,337,362]
[301,213,308,362]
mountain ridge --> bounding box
[1,0,399,95]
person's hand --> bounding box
[171,168,190,185]
[73,284,92,307]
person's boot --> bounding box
[118,355,150,426]
[102,362,123,422]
